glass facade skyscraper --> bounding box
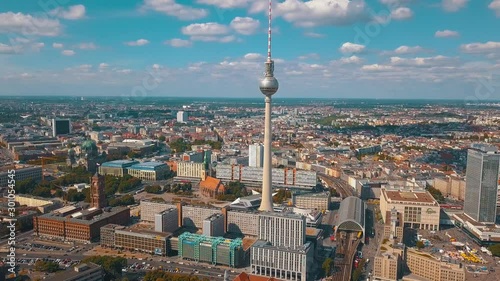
[464,145,500,223]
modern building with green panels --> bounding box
[177,233,245,268]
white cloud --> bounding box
[389,55,458,67]
[116,69,132,74]
[53,43,64,49]
[190,35,236,43]
[0,12,61,36]
[182,23,229,36]
[196,0,251,8]
[361,64,394,71]
[382,45,430,55]
[77,64,92,71]
[271,0,370,27]
[164,38,192,47]
[442,0,468,12]
[304,32,326,38]
[49,5,86,20]
[99,63,109,70]
[230,17,260,35]
[339,55,363,64]
[298,53,320,60]
[0,43,17,54]
[62,50,75,56]
[32,42,44,51]
[390,7,413,20]
[243,53,264,61]
[489,0,500,16]
[460,41,500,54]
[182,23,235,42]
[435,30,460,38]
[77,42,97,50]
[339,42,365,54]
[125,39,150,46]
[142,0,208,20]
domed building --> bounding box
[77,139,105,173]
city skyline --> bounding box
[1,0,500,98]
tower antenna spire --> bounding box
[267,0,272,62]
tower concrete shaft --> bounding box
[259,96,274,212]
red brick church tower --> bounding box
[91,173,106,209]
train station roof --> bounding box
[336,196,365,233]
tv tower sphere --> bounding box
[260,60,279,97]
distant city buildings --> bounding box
[464,144,500,224]
[216,164,317,189]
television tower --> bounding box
[258,0,279,212]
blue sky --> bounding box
[0,0,499,99]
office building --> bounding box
[249,144,264,168]
[380,187,440,231]
[98,160,139,177]
[0,165,42,188]
[177,111,188,123]
[292,191,331,211]
[181,205,221,229]
[203,213,225,237]
[224,209,259,236]
[127,161,170,181]
[33,206,130,242]
[177,162,206,180]
[177,233,246,267]
[52,118,71,137]
[464,144,500,223]
[101,224,171,256]
[154,208,179,233]
[405,248,465,281]
[251,240,312,281]
[140,200,177,222]
[258,212,305,249]
[216,164,317,189]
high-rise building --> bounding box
[52,118,71,137]
[258,212,306,249]
[464,144,500,223]
[90,173,106,209]
[177,111,188,123]
[249,143,264,168]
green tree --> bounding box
[109,194,135,207]
[489,244,500,257]
[158,135,166,142]
[145,185,163,194]
[34,260,59,273]
[32,186,52,198]
[169,138,189,153]
[322,258,334,277]
[15,178,37,194]
[82,256,127,281]
[427,187,445,203]
[416,240,425,249]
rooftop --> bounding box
[129,161,168,171]
[39,206,129,225]
[100,160,139,168]
[383,188,438,205]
